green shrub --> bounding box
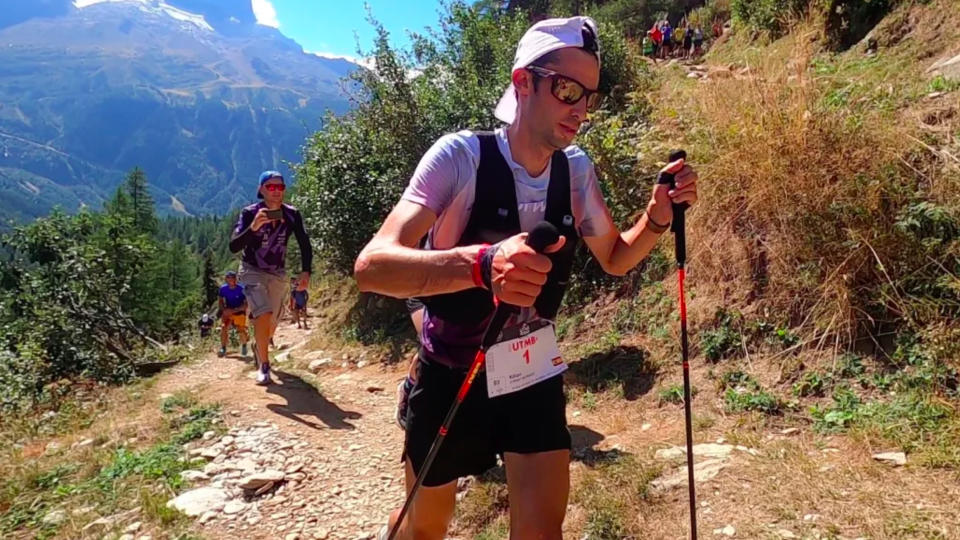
[731,0,809,36]
[0,169,213,409]
[811,386,862,432]
[718,369,755,389]
[573,453,660,538]
[699,309,742,362]
[658,383,697,405]
[793,370,831,397]
[725,387,781,413]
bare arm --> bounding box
[354,200,483,298]
[584,162,699,276]
[584,211,669,276]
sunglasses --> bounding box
[263,183,285,192]
[527,66,602,110]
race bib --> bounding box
[485,319,566,398]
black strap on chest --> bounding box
[418,132,579,324]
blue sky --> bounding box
[251,0,446,60]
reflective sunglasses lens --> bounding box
[553,76,585,105]
[586,92,602,110]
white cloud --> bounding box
[251,0,280,28]
[308,51,374,70]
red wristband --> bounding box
[472,244,490,289]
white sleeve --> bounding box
[567,148,614,238]
[401,131,479,216]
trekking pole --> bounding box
[387,222,560,540]
[659,149,697,540]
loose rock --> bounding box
[166,487,230,517]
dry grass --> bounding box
[0,381,214,539]
[658,5,960,353]
[520,4,960,539]
[697,436,960,539]
[300,274,418,367]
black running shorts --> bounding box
[403,354,571,487]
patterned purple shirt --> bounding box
[229,202,312,275]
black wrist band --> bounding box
[646,211,670,233]
[480,241,502,291]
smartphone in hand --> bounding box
[265,208,283,220]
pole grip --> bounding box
[481,221,559,349]
[657,149,688,267]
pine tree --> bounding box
[202,250,218,309]
[124,167,156,234]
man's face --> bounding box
[521,48,600,150]
[260,178,285,205]
[226,276,237,287]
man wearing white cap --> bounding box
[356,16,698,539]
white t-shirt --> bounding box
[401,128,614,248]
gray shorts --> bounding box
[238,264,289,321]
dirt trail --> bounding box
[144,315,960,540]
[154,319,407,539]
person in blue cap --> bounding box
[229,170,313,385]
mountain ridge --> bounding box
[0,0,358,221]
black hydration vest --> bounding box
[419,132,579,325]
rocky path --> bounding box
[154,319,408,540]
[138,314,960,540]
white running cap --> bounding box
[494,16,600,125]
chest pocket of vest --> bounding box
[419,132,579,325]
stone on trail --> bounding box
[308,359,330,372]
[181,470,209,482]
[239,470,286,490]
[655,447,686,460]
[651,458,728,491]
[41,509,67,526]
[873,452,907,466]
[166,487,230,516]
[713,525,735,536]
[255,481,278,495]
[927,53,960,81]
[654,443,754,461]
[200,447,222,460]
[223,500,247,515]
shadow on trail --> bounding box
[569,424,630,467]
[566,345,658,400]
[265,370,362,430]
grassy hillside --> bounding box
[448,1,960,536]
